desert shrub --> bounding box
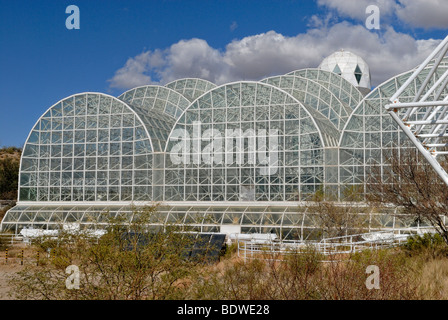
[402,233,448,259]
[0,236,10,251]
[0,147,21,155]
[10,206,210,300]
[221,242,237,259]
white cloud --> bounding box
[317,0,396,20]
[223,31,320,80]
[396,0,448,29]
[160,38,227,84]
[108,51,154,89]
[108,22,441,90]
[317,0,448,29]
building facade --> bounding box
[3,52,448,240]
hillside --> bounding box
[0,147,21,162]
[0,147,21,201]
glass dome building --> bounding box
[319,50,371,95]
[3,53,448,240]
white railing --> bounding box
[236,227,436,261]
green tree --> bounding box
[0,155,20,200]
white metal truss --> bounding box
[385,35,448,185]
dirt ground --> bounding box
[0,264,20,299]
[0,244,36,300]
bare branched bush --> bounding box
[368,148,448,244]
[8,225,429,300]
[6,201,436,300]
[10,206,208,300]
[312,202,367,239]
[308,187,368,239]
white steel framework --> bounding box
[4,41,448,239]
[385,35,448,185]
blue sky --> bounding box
[0,0,447,147]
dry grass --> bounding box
[418,259,448,299]
[2,240,448,300]
[192,248,423,300]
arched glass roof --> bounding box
[19,93,154,203]
[118,86,192,151]
[287,68,364,108]
[125,105,175,152]
[1,203,415,241]
[118,85,191,120]
[261,75,348,144]
[163,81,326,202]
[165,78,217,102]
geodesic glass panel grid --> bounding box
[165,78,217,102]
[261,74,352,135]
[287,68,363,109]
[118,86,191,120]
[125,105,175,152]
[118,86,193,151]
[19,93,154,203]
[163,82,325,202]
[340,66,448,193]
